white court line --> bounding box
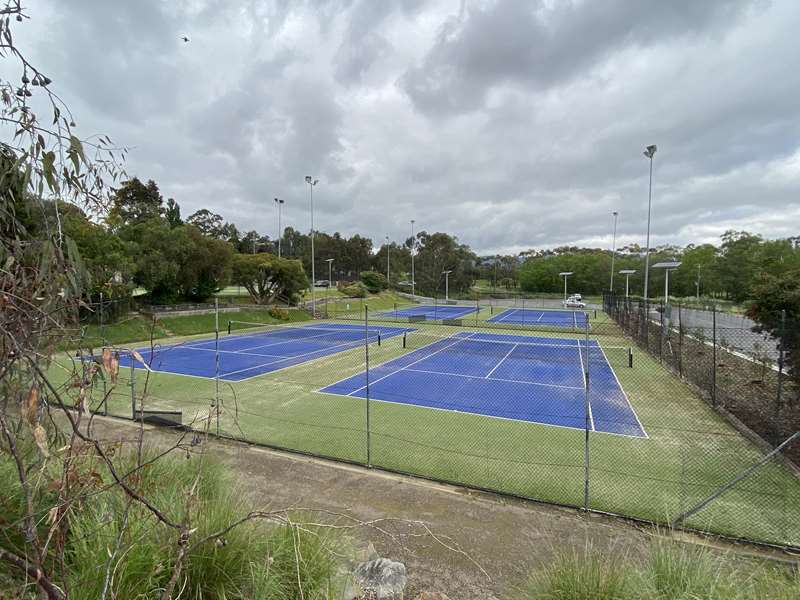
[485,343,517,378]
[197,327,364,354]
[343,333,478,396]
[488,308,514,323]
[594,345,649,438]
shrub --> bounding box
[342,282,368,298]
[268,305,290,320]
[360,271,388,294]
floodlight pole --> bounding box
[559,272,572,302]
[665,268,670,303]
[610,211,618,292]
[643,145,657,300]
[443,270,452,301]
[625,273,631,297]
[410,219,416,299]
[274,198,285,258]
[305,176,318,316]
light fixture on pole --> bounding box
[410,219,416,299]
[652,261,682,304]
[642,144,657,299]
[619,269,636,298]
[610,211,619,292]
[305,176,319,316]
[559,272,573,302]
[274,198,285,257]
[442,270,452,301]
[385,236,390,285]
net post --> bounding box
[214,298,221,437]
[403,331,407,348]
[365,305,371,467]
[628,347,633,368]
[227,321,231,335]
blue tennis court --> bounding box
[118,323,410,382]
[488,308,588,328]
[321,331,645,437]
[376,304,477,320]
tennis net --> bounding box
[226,320,384,345]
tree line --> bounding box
[513,232,800,302]
[64,177,481,304]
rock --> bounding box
[414,593,450,600]
[352,557,407,599]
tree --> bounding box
[360,271,388,293]
[187,208,224,238]
[748,271,800,389]
[108,177,164,228]
[717,231,764,302]
[165,197,182,228]
[61,203,133,298]
[232,253,308,304]
[412,231,477,297]
[125,220,232,303]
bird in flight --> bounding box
[181,36,189,42]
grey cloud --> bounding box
[401,0,758,115]
[21,0,800,256]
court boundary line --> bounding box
[485,343,517,378]
[401,367,585,390]
[310,390,650,440]
[594,345,649,439]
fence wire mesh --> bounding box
[60,294,800,549]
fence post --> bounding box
[475,294,479,326]
[659,300,664,363]
[365,306,371,467]
[583,319,590,512]
[130,358,136,420]
[712,304,717,407]
[214,299,221,436]
[99,291,105,346]
[678,303,683,378]
[774,310,786,446]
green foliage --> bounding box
[164,197,182,228]
[341,281,368,298]
[108,177,164,228]
[268,305,290,320]
[232,253,308,304]
[522,546,629,599]
[520,540,799,600]
[187,208,224,237]
[360,270,388,293]
[0,436,343,599]
[410,231,477,297]
[748,269,800,382]
[121,219,233,303]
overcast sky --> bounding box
[14,0,800,255]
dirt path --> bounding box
[89,417,792,599]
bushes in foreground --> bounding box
[1,439,344,599]
[520,540,799,600]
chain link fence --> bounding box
[60,296,800,549]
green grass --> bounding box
[50,313,800,548]
[1,439,346,599]
[74,307,310,348]
[518,539,800,599]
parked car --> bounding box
[562,295,586,308]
